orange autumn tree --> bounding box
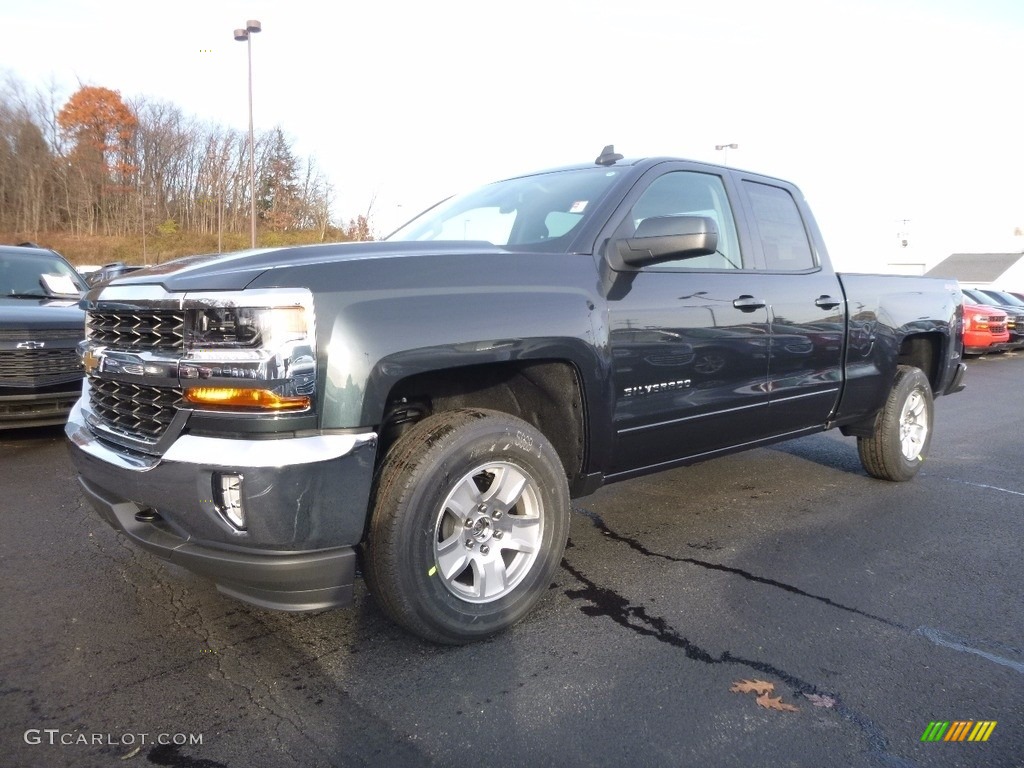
[57,85,138,236]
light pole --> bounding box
[715,143,738,166]
[234,19,261,249]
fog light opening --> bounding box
[214,472,246,531]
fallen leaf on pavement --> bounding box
[730,679,775,695]
[755,692,799,712]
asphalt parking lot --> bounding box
[2,353,1022,768]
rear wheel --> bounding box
[365,408,570,644]
[857,365,933,481]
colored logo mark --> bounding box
[921,721,997,742]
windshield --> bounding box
[0,250,87,298]
[387,167,622,252]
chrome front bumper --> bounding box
[66,399,378,611]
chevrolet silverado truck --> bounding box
[66,148,966,644]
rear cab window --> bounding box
[743,181,817,271]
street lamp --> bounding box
[234,19,261,249]
[715,143,738,166]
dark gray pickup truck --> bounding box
[67,148,966,644]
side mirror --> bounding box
[616,215,719,268]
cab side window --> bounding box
[629,172,743,270]
[743,182,816,271]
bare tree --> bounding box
[0,73,342,253]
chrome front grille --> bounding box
[88,311,185,352]
[88,377,181,442]
[0,349,82,386]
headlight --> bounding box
[179,291,316,412]
[188,306,307,349]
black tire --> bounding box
[365,408,570,644]
[857,365,934,482]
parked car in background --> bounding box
[76,265,101,281]
[975,288,1024,313]
[0,244,87,428]
[960,287,1024,349]
[1008,291,1024,303]
[961,302,1010,355]
[83,262,144,287]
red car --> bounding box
[962,302,1010,355]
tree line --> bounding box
[0,74,369,253]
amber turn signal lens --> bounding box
[184,387,310,410]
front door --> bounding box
[604,166,773,477]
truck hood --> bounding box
[98,241,504,294]
[0,297,86,329]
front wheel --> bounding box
[365,408,570,644]
[857,365,934,482]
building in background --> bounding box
[925,253,1024,290]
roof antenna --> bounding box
[595,144,623,166]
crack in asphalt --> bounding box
[559,557,902,763]
[573,505,907,631]
[75,522,339,765]
[562,507,918,767]
[571,504,1024,676]
[203,613,332,766]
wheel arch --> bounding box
[896,332,943,392]
[840,333,943,438]
[370,349,600,491]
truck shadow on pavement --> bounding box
[765,432,870,477]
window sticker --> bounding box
[569,200,588,214]
[41,273,80,296]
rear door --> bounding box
[734,176,845,432]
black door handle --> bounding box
[733,295,766,312]
[815,295,842,310]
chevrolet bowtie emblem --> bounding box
[82,347,101,374]
[16,340,45,349]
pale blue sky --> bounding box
[2,0,1022,271]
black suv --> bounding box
[0,244,87,428]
